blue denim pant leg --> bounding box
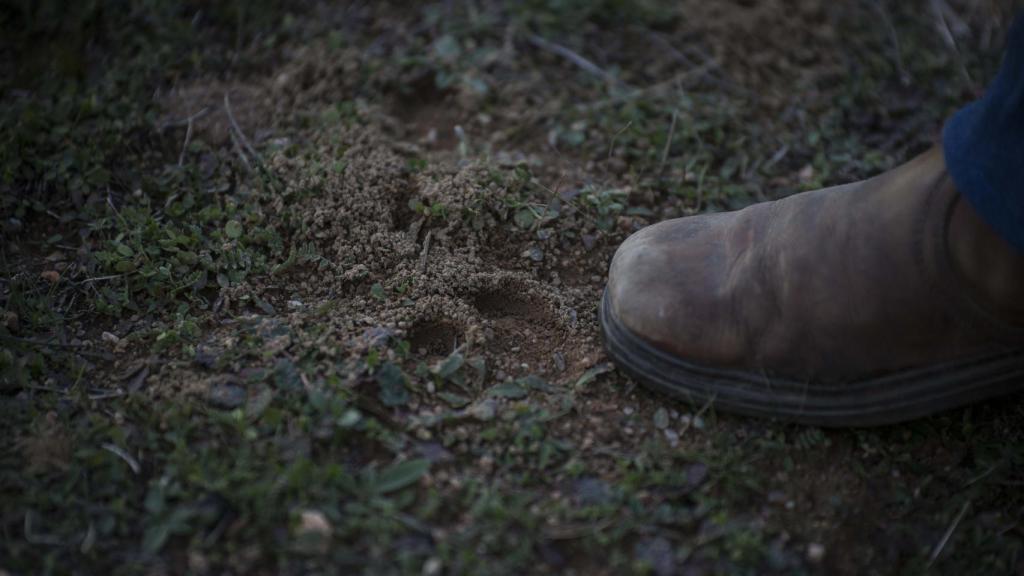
[943,14,1024,254]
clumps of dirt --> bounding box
[389,178,421,233]
[159,81,278,148]
[145,363,221,401]
[267,42,369,110]
[239,108,604,383]
[17,411,73,475]
[151,22,617,400]
[271,128,420,280]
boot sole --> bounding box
[600,289,1024,427]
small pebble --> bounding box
[208,381,246,410]
[806,543,826,563]
[653,408,669,429]
[522,246,544,262]
[479,455,494,472]
[422,557,442,576]
[298,510,332,537]
[663,429,679,447]
[553,352,566,372]
[295,509,332,554]
[101,331,120,344]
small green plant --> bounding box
[579,185,628,231]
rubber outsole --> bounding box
[599,290,1024,427]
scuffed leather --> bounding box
[607,147,1024,382]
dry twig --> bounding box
[868,0,911,86]
[928,500,971,567]
[659,109,678,173]
[224,92,261,165]
[930,0,975,88]
[177,107,210,166]
[526,33,621,86]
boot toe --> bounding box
[606,221,675,335]
[606,215,736,362]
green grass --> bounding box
[3,1,1024,574]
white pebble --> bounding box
[806,543,826,563]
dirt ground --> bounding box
[3,1,1024,574]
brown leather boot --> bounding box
[601,147,1024,426]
